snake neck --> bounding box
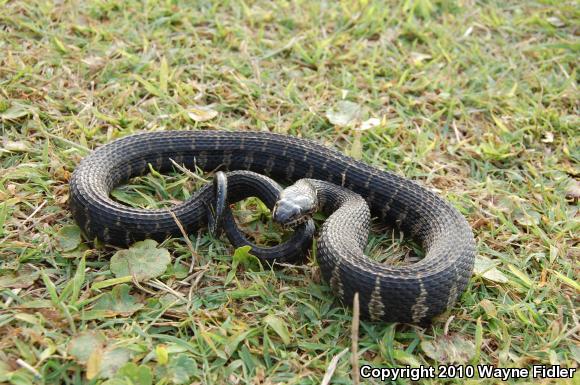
[301,179,363,214]
[294,179,371,250]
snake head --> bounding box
[272,183,317,227]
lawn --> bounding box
[0,0,578,384]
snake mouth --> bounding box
[278,214,312,229]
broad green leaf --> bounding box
[104,362,152,385]
[473,256,508,284]
[98,347,132,379]
[0,104,32,121]
[0,266,40,289]
[68,332,106,363]
[232,245,262,271]
[225,246,262,285]
[57,224,82,251]
[89,284,143,318]
[514,208,541,227]
[62,243,89,259]
[225,329,254,357]
[167,261,189,279]
[264,315,291,345]
[238,344,258,373]
[326,100,361,127]
[110,240,171,281]
[157,354,197,385]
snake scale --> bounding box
[70,130,475,324]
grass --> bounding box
[0,0,578,384]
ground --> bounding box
[0,0,578,384]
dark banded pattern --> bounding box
[69,131,475,324]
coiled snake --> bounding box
[70,131,475,324]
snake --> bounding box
[69,130,476,324]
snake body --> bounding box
[70,130,475,324]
